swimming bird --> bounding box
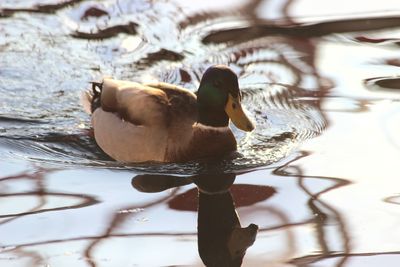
[82,65,255,162]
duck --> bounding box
[82,65,255,163]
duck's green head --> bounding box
[197,65,255,131]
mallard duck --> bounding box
[82,65,255,162]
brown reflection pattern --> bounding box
[363,55,400,98]
[383,194,400,205]
[0,167,98,222]
[82,187,180,267]
[292,251,400,266]
[365,76,400,91]
[201,15,400,44]
[71,22,138,40]
[176,0,400,44]
[274,152,352,266]
[0,0,84,17]
[0,166,99,266]
[3,163,400,266]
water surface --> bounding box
[1,0,400,266]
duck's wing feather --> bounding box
[100,79,197,127]
[100,79,168,127]
[145,82,198,124]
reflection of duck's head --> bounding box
[196,173,258,267]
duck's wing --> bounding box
[98,78,173,127]
[83,79,198,127]
[144,82,198,124]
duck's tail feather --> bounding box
[81,82,102,114]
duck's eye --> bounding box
[232,102,237,109]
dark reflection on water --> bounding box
[201,15,400,44]
[196,175,258,267]
[132,173,262,267]
[365,76,400,91]
[0,0,84,17]
[0,166,100,265]
[274,152,351,266]
[127,153,355,267]
[72,22,138,40]
[0,167,99,220]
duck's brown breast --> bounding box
[165,124,237,162]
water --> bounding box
[1,0,400,266]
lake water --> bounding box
[1,0,400,266]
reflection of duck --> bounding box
[195,174,258,267]
[83,65,254,163]
[131,173,259,267]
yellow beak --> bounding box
[225,94,255,132]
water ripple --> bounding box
[0,0,327,173]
